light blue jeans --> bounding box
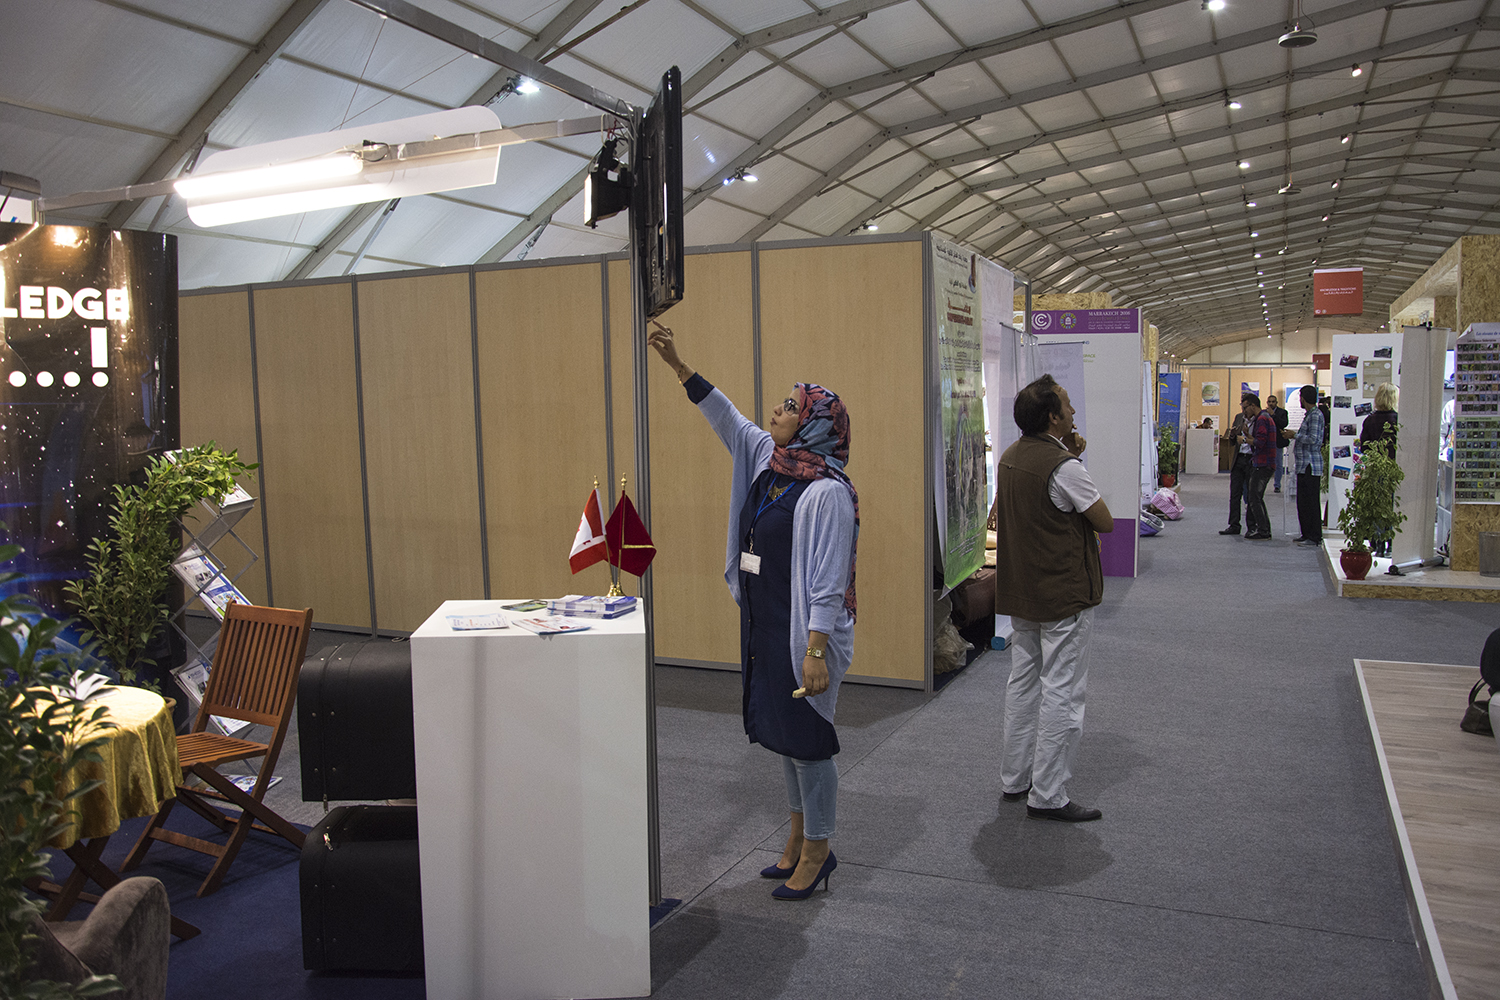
[782,755,838,840]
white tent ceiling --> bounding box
[3,0,1496,355]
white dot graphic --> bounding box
[63,372,80,387]
[8,372,24,387]
[36,372,54,387]
[92,372,109,387]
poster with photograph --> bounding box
[1201,381,1220,406]
[1334,395,1352,409]
[1373,346,1393,359]
[1355,402,1373,417]
[1339,354,1359,368]
[1344,373,1358,390]
[1241,381,1260,396]
[1362,358,1392,397]
[1338,423,1356,436]
[1453,326,1500,501]
[931,237,987,590]
[1332,465,1352,479]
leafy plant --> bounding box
[1156,425,1179,475]
[62,444,255,685]
[1337,427,1406,554]
[0,539,122,998]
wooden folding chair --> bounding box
[122,603,313,897]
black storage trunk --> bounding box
[297,640,416,802]
[300,805,423,972]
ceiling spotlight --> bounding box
[1252,232,1259,238]
[861,221,878,231]
[1351,64,1363,77]
[1322,214,1330,221]
[515,77,541,95]
[1341,134,1352,143]
[1239,160,1250,169]
[1227,98,1242,110]
[1278,180,1300,195]
[1255,252,1262,258]
[1259,282,1265,287]
[1247,201,1257,208]
[1331,180,1340,189]
[1203,0,1226,9]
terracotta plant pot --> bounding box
[1160,474,1176,488]
[1340,549,1372,581]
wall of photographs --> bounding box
[1453,327,1500,503]
[1327,334,1401,525]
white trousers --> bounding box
[1001,607,1094,809]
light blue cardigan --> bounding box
[697,387,857,725]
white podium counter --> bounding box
[1185,427,1219,474]
[410,600,650,1000]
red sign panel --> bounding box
[1313,353,1331,371]
[1313,267,1363,316]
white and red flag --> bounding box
[569,486,608,573]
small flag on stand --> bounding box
[605,488,656,576]
[569,485,608,573]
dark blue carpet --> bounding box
[39,813,425,1000]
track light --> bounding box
[722,167,758,186]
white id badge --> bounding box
[739,551,762,575]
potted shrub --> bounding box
[1156,425,1179,487]
[63,443,255,687]
[1335,439,1406,581]
[0,537,121,998]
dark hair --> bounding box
[1299,385,1317,406]
[1241,392,1260,408]
[1014,374,1064,436]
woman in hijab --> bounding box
[648,320,858,901]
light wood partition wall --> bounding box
[177,291,268,605]
[251,283,371,628]
[357,272,486,631]
[758,241,926,684]
[475,263,613,599]
[637,250,756,666]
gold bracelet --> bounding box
[805,647,825,659]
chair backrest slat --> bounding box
[195,603,313,733]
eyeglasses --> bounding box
[782,396,799,416]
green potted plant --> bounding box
[1335,436,1406,581]
[63,443,255,687]
[1156,425,1179,487]
[0,538,122,998]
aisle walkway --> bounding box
[647,472,1495,999]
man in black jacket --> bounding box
[1266,393,1290,493]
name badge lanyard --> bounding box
[746,476,792,555]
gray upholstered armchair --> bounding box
[26,876,170,1000]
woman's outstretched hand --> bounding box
[648,319,694,383]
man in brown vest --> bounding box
[993,374,1112,822]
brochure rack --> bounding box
[167,481,259,735]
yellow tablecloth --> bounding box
[52,687,181,849]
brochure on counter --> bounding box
[445,595,637,633]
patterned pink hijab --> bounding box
[768,383,860,619]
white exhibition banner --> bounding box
[1327,333,1403,530]
[931,237,988,592]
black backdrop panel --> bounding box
[0,222,179,629]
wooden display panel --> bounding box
[476,265,609,599]
[1185,367,1230,433]
[178,291,268,605]
[250,283,370,629]
[636,250,755,666]
[357,273,486,631]
[757,241,925,684]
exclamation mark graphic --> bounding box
[91,327,109,387]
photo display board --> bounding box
[1453,325,1500,503]
[1327,333,1401,524]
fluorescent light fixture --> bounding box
[177,106,503,227]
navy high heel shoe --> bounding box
[759,861,796,879]
[771,852,837,900]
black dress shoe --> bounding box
[1219,527,1240,535]
[1246,531,1271,540]
[1001,784,1031,803]
[1027,801,1102,822]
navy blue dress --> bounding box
[739,468,840,762]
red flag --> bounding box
[605,490,656,577]
[569,487,608,573]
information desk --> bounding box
[410,600,650,1000]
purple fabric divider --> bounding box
[1100,520,1137,577]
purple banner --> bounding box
[1030,308,1140,335]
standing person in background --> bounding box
[1287,385,1326,547]
[1266,394,1290,493]
[1242,394,1276,540]
[1359,382,1400,555]
[1220,394,1259,536]
[993,375,1111,823]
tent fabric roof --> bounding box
[3,0,1496,354]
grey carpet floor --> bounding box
[646,472,1493,999]
[189,472,1496,998]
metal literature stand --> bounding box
[166,484,259,736]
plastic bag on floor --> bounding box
[933,593,972,674]
[1149,487,1184,520]
[1140,510,1164,536]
